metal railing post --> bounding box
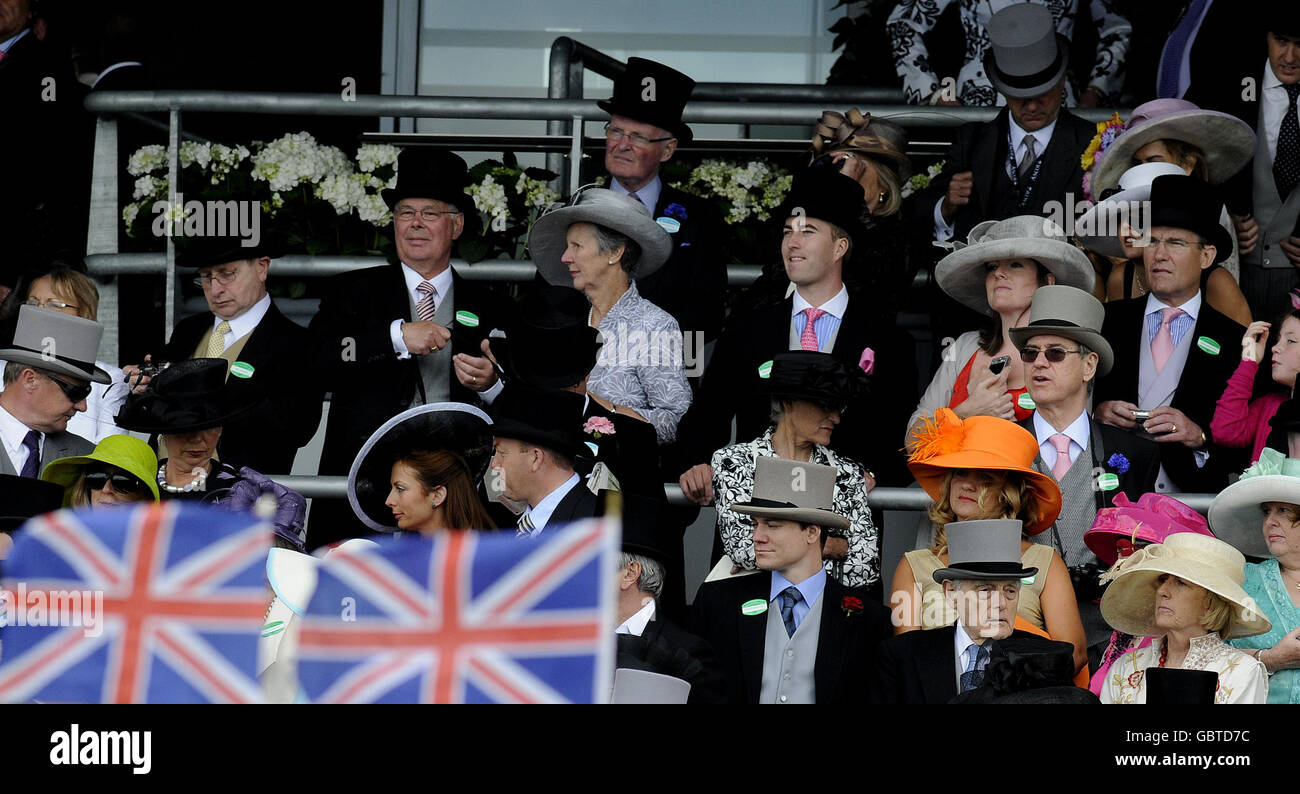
[87,115,122,364]
[568,114,584,196]
[546,37,574,189]
[165,108,180,335]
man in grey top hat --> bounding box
[1010,285,1159,651]
[0,305,105,478]
[691,457,890,704]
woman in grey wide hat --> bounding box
[527,188,690,445]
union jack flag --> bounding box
[0,502,271,703]
[297,517,619,703]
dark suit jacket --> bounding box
[0,429,93,478]
[871,627,1047,704]
[917,108,1096,241]
[541,479,605,530]
[616,611,727,704]
[691,571,890,704]
[671,292,918,485]
[310,263,506,476]
[632,185,727,343]
[579,397,662,501]
[1093,296,1247,491]
[1016,416,1161,510]
[159,301,322,474]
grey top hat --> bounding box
[0,305,111,384]
[1009,285,1114,376]
[982,4,1070,99]
[933,519,1039,582]
[527,188,672,286]
[730,456,850,530]
[935,215,1095,315]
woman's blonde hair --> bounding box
[1200,590,1235,636]
[41,266,100,321]
[928,469,1044,555]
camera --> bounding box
[1131,409,1151,422]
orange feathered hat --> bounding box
[907,408,1063,535]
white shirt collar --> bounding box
[615,598,656,636]
[1008,115,1058,157]
[524,472,581,531]
[791,283,849,319]
[1032,408,1090,449]
[769,567,828,608]
[1143,289,1202,321]
[220,292,272,341]
[0,402,39,473]
[400,262,454,308]
[1264,58,1285,91]
[609,175,662,215]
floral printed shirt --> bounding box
[1100,633,1268,704]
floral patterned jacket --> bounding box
[1099,633,1268,704]
[710,428,879,588]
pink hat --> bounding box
[1084,492,1214,566]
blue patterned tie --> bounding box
[1275,84,1300,200]
[778,586,803,637]
[960,642,990,691]
[19,430,41,479]
[1156,0,1209,99]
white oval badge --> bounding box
[455,310,480,328]
[1196,336,1221,356]
[1097,472,1120,491]
[230,361,255,379]
[741,598,768,617]
[1017,393,1036,410]
[656,216,681,234]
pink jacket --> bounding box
[1210,359,1287,462]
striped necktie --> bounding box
[516,511,536,538]
[415,281,437,322]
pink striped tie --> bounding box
[1151,307,1182,374]
[1049,433,1072,480]
[799,308,826,351]
[415,281,437,322]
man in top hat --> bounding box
[691,457,890,704]
[675,167,918,503]
[597,57,727,344]
[309,149,505,547]
[872,519,1067,704]
[0,305,105,479]
[614,494,725,704]
[489,383,605,536]
[1009,285,1159,650]
[125,231,323,475]
[1094,174,1248,494]
[916,3,1097,243]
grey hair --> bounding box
[1078,341,1097,395]
[3,361,27,386]
[619,551,665,599]
[592,224,642,276]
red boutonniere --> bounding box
[841,596,863,617]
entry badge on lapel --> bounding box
[1195,336,1221,356]
[741,599,768,617]
[230,361,255,379]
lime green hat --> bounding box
[40,434,161,505]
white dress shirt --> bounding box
[615,598,656,636]
[609,175,662,216]
[1032,410,1091,471]
[0,402,40,476]
[1262,59,1290,162]
[390,264,454,358]
[213,292,271,351]
[520,472,581,535]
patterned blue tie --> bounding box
[778,586,803,637]
[960,642,990,691]
[1275,84,1300,200]
[19,430,41,479]
[1156,0,1209,99]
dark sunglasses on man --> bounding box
[84,466,147,497]
[41,371,93,403]
[1019,346,1082,364]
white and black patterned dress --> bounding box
[711,427,879,588]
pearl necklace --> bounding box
[157,463,208,494]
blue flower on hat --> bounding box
[664,202,688,220]
[1106,453,1130,474]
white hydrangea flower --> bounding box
[132,175,165,201]
[179,141,212,170]
[356,193,392,226]
[467,175,508,224]
[122,202,140,227]
[356,143,400,173]
[251,132,354,192]
[126,144,167,177]
[315,172,367,216]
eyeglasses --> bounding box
[1143,237,1205,253]
[24,297,78,311]
[1019,346,1082,364]
[84,468,147,497]
[192,266,242,288]
[603,123,674,148]
[40,371,92,403]
[394,207,462,223]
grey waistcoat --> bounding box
[759,590,823,704]
[1138,312,1195,492]
[1245,102,1300,270]
[409,282,454,406]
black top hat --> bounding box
[174,228,284,271]
[762,351,864,406]
[773,167,867,245]
[950,634,1098,704]
[488,285,602,389]
[597,57,696,145]
[381,149,480,233]
[0,473,64,535]
[489,383,586,461]
[620,494,672,564]
[115,358,261,435]
[1268,7,1300,38]
[1147,174,1233,263]
[1144,667,1219,704]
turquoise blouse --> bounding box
[1229,560,1300,704]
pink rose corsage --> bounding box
[583,417,617,438]
[858,347,875,375]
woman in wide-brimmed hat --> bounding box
[527,188,689,446]
[1210,450,1300,703]
[1081,492,1216,697]
[709,351,877,590]
[1097,532,1271,704]
[906,215,1095,443]
[893,408,1088,674]
[115,358,307,550]
[348,402,495,535]
[40,434,159,509]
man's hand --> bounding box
[1144,405,1204,448]
[952,370,1014,420]
[401,321,451,356]
[678,464,714,506]
[1232,213,1259,256]
[941,171,974,222]
[1280,235,1300,266]
[1096,400,1140,430]
[453,353,498,392]
[823,537,849,561]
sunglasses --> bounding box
[41,372,93,403]
[1018,346,1082,364]
[84,468,148,497]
